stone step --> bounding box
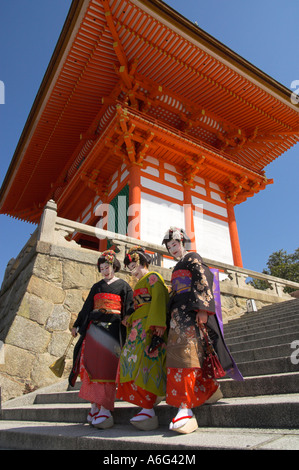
[1,394,299,430]
[229,342,292,364]
[1,420,298,450]
[227,331,298,354]
[1,300,298,450]
[253,299,299,313]
[260,298,299,309]
[230,298,299,316]
[224,322,298,345]
[33,372,299,405]
[223,314,299,337]
[225,305,299,327]
[34,390,86,405]
[219,372,299,397]
[236,356,298,377]
[223,300,299,328]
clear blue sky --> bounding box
[0,0,298,285]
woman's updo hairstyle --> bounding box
[162,226,191,251]
[124,246,152,268]
[97,250,121,273]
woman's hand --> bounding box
[71,327,78,337]
[122,315,129,327]
[196,311,208,326]
[153,326,166,337]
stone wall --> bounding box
[0,237,129,403]
[0,233,290,403]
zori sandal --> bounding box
[130,412,159,431]
[169,415,198,434]
[87,410,99,424]
[205,387,223,405]
[92,414,114,429]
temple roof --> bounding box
[1,0,298,223]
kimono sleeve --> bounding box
[186,252,215,315]
[144,273,169,331]
[73,284,97,334]
[121,282,135,318]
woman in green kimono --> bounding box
[116,246,169,431]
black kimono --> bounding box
[166,252,240,409]
[69,278,134,388]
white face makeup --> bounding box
[166,239,184,259]
[99,262,114,280]
[127,261,140,277]
[127,261,147,280]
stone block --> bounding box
[63,289,87,314]
[6,316,51,354]
[31,353,66,389]
[221,295,237,310]
[0,344,35,380]
[0,374,24,403]
[17,293,53,325]
[62,260,98,289]
[27,275,65,303]
[32,255,62,284]
[50,244,99,265]
[46,305,70,332]
[236,297,247,309]
[48,332,73,357]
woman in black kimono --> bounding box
[69,250,134,429]
[162,227,241,434]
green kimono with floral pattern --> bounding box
[118,271,169,397]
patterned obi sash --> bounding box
[93,293,122,314]
[171,269,192,294]
[133,287,152,309]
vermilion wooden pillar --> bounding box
[183,183,196,251]
[128,163,141,239]
[227,201,243,267]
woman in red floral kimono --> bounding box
[162,227,237,434]
[70,250,134,429]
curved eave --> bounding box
[0,0,298,223]
[142,0,295,105]
[0,0,87,206]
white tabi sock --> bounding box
[170,407,193,430]
[92,405,112,425]
[130,407,155,422]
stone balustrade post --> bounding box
[235,272,249,288]
[226,269,248,288]
[273,282,286,297]
[266,280,286,297]
[37,200,57,244]
[112,242,126,263]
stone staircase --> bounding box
[0,298,299,450]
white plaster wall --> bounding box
[140,176,184,201]
[193,211,233,264]
[140,191,185,246]
[138,165,234,266]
